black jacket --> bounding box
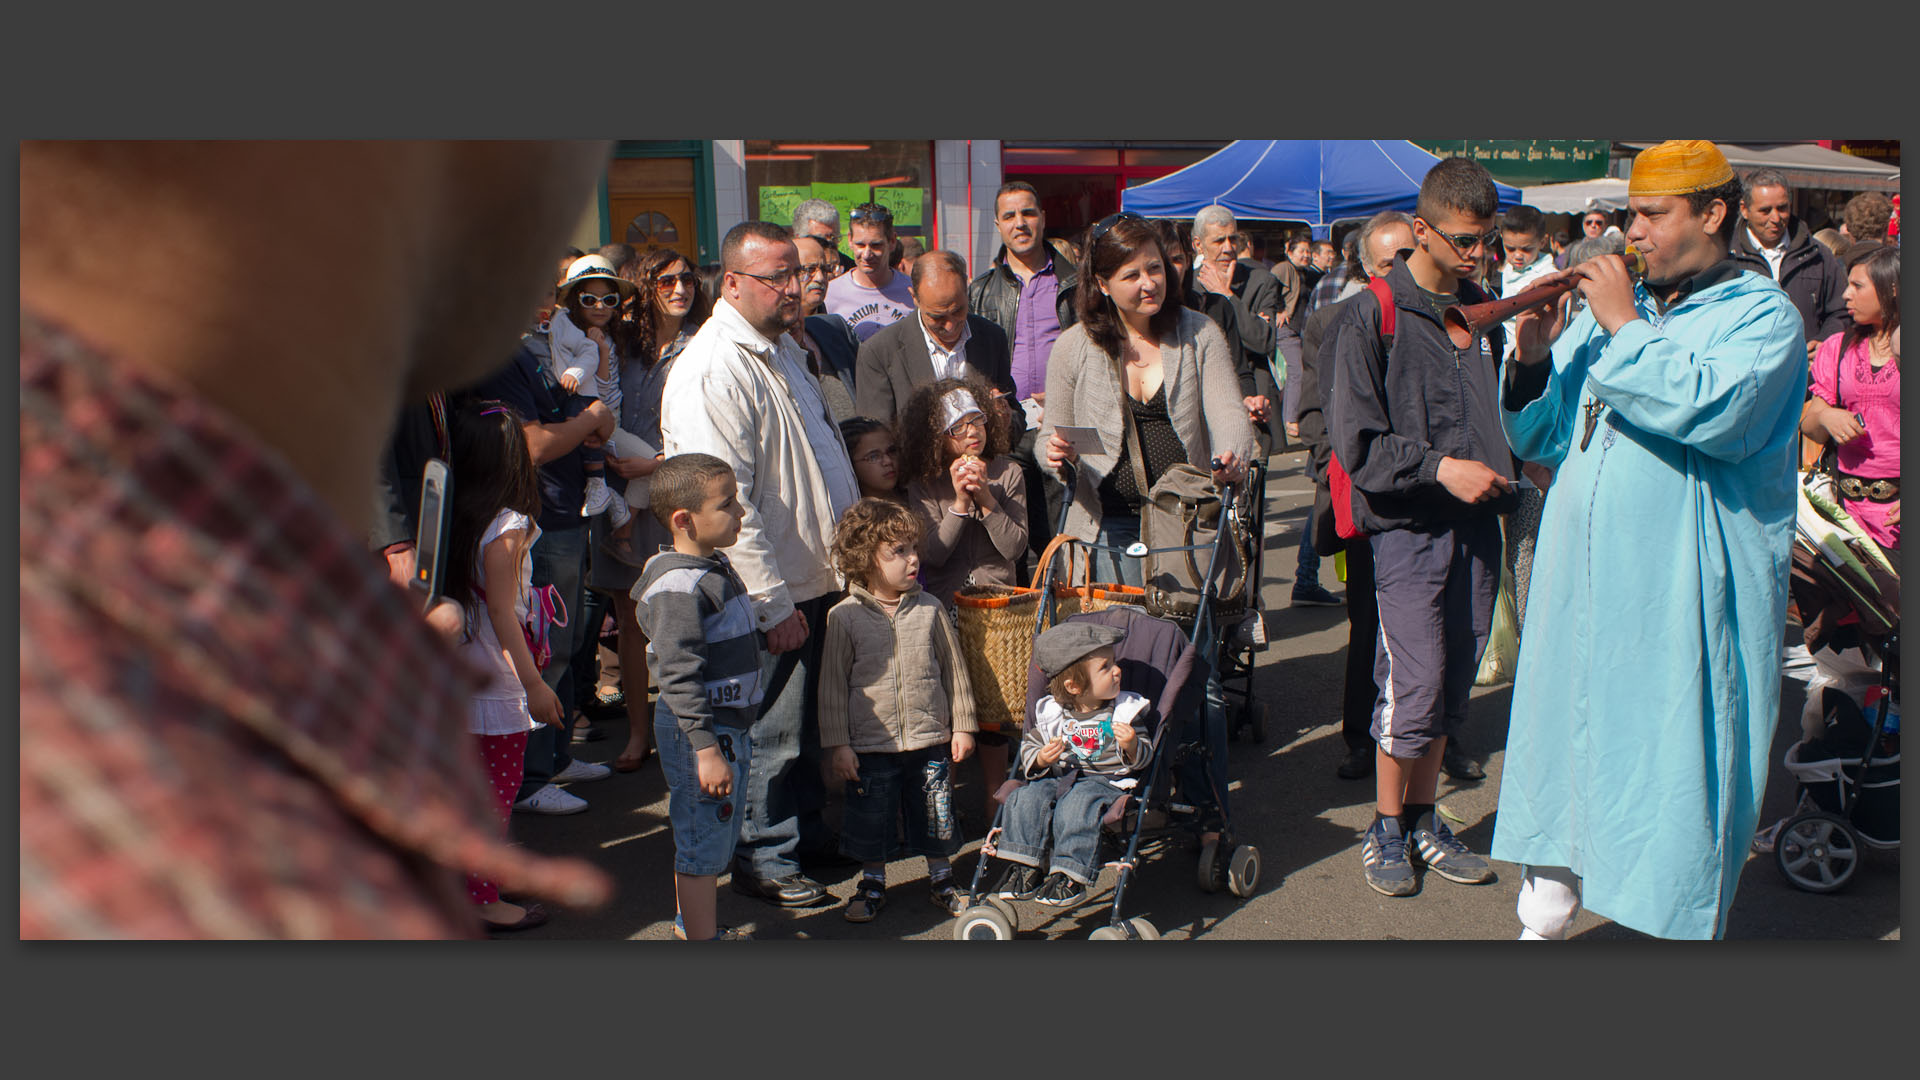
[1326,257,1517,534]
[853,313,1020,433]
[1182,281,1258,397]
[1728,218,1850,346]
[967,244,1078,348]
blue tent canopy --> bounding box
[1122,140,1523,238]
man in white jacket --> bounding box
[660,220,860,907]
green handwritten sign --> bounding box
[808,182,870,257]
[757,185,812,228]
[1413,141,1612,186]
[871,186,923,227]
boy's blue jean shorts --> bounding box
[655,702,753,877]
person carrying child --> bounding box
[440,401,566,932]
[988,622,1152,908]
[839,416,906,505]
[817,498,979,922]
[549,254,642,530]
[632,453,763,941]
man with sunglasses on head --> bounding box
[825,202,917,342]
[792,197,855,274]
[661,221,862,909]
[1327,156,1517,901]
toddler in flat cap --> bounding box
[986,622,1153,908]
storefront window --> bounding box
[745,140,935,259]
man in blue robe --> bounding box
[1490,140,1805,940]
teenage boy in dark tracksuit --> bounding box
[1326,157,1516,898]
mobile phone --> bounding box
[409,458,451,614]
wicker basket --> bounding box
[954,583,1046,735]
[1046,531,1146,618]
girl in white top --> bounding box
[445,400,565,932]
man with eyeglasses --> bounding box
[1327,156,1516,900]
[1580,211,1609,240]
[853,249,1017,428]
[792,198,855,274]
[661,221,861,910]
[825,202,916,342]
[789,234,858,422]
[969,181,1079,564]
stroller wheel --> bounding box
[1088,924,1129,940]
[1227,844,1261,898]
[1125,917,1161,940]
[954,904,1015,941]
[1196,839,1224,893]
[1775,812,1861,893]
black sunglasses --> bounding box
[1417,218,1500,256]
[1089,211,1144,245]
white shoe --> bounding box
[581,476,614,518]
[553,758,612,783]
[513,783,588,815]
[604,495,631,529]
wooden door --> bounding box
[609,194,697,259]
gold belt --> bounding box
[1837,473,1899,503]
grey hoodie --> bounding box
[632,549,766,750]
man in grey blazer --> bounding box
[853,250,1021,430]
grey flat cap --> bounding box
[1034,622,1126,682]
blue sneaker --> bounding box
[1409,816,1496,885]
[1362,818,1417,897]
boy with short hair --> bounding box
[1326,157,1516,898]
[632,453,762,940]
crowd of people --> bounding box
[20,139,1897,941]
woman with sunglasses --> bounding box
[1040,211,1256,588]
[586,247,715,773]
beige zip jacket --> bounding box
[817,582,978,754]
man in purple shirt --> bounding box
[968,182,1079,560]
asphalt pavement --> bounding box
[503,449,1900,942]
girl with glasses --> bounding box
[839,416,906,505]
[900,375,1030,796]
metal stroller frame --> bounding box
[953,466,1263,939]
[1775,631,1900,893]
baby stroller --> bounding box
[953,472,1263,940]
[1773,475,1900,894]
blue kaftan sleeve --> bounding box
[1584,292,1805,464]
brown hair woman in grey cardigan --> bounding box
[1040,211,1257,587]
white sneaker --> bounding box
[513,783,588,815]
[553,758,612,783]
[581,476,614,518]
[604,495,631,529]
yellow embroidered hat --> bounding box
[1628,140,1736,197]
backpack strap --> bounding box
[1366,275,1396,345]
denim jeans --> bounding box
[1295,509,1322,583]
[518,523,587,799]
[733,593,833,880]
[838,745,960,864]
[654,702,753,876]
[997,774,1129,885]
[569,582,606,711]
[1090,512,1144,589]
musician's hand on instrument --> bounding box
[1574,254,1639,335]
[1511,292,1572,366]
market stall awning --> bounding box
[1618,141,1900,192]
[1520,178,1631,213]
[1121,140,1522,239]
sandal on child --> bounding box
[928,879,965,916]
[844,878,887,923]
